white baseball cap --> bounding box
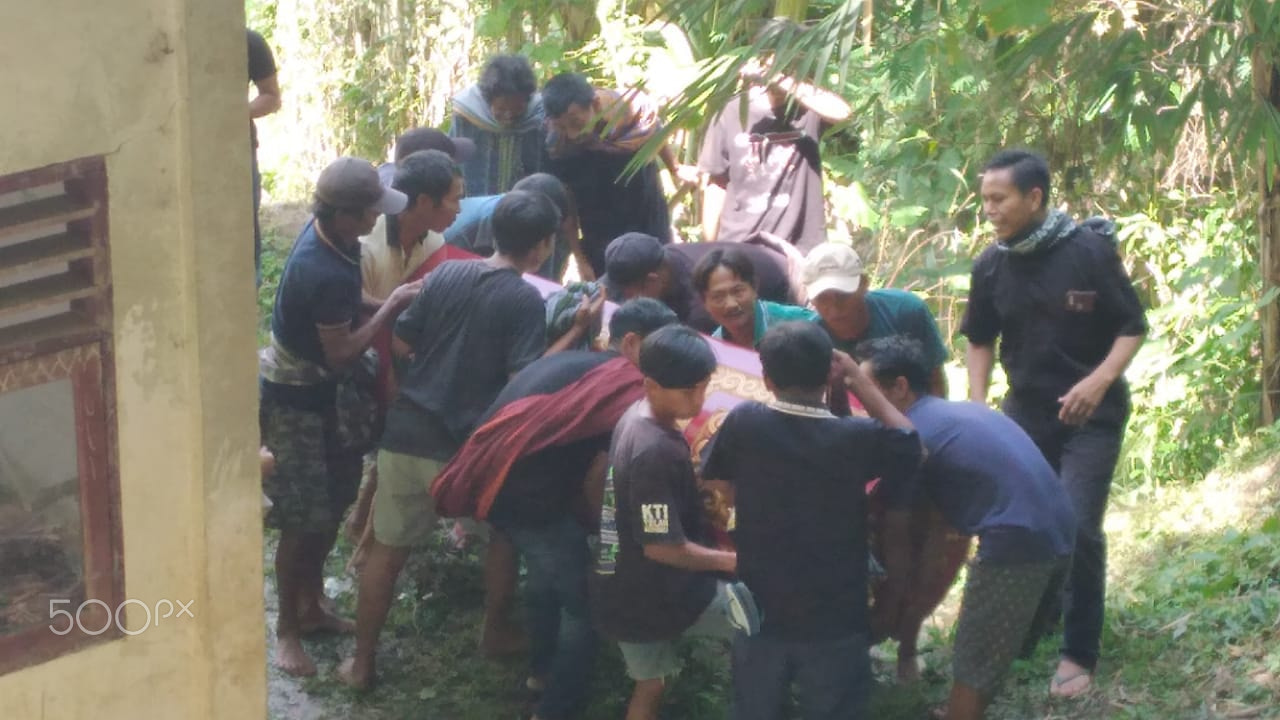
[802,242,865,298]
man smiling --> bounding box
[962,149,1147,699]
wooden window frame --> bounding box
[0,156,123,675]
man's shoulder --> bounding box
[867,287,927,310]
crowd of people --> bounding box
[252,26,1148,720]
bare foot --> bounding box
[299,605,355,635]
[275,636,317,677]
[336,656,374,692]
[897,653,922,684]
[1049,658,1093,698]
[479,623,529,659]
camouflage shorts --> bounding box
[260,395,362,532]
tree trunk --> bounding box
[1255,48,1280,424]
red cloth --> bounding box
[431,356,645,519]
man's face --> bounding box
[335,205,379,240]
[550,102,594,141]
[425,176,464,233]
[858,359,911,411]
[703,266,757,340]
[489,93,530,128]
[981,167,1042,241]
[811,286,865,339]
[766,85,790,118]
[648,379,711,421]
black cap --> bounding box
[604,233,666,294]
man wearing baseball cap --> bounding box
[803,242,950,397]
[802,240,952,684]
[603,232,800,334]
[259,156,421,678]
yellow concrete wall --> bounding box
[0,1,266,718]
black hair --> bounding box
[983,149,1051,204]
[511,173,575,223]
[393,150,460,209]
[542,73,596,118]
[478,55,538,104]
[608,298,679,347]
[758,322,833,391]
[639,325,717,389]
[311,198,340,224]
[492,190,561,257]
[692,247,758,296]
[854,336,931,395]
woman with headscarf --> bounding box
[450,54,547,197]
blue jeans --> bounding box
[501,517,596,720]
[1005,394,1126,671]
[731,633,870,720]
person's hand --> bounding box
[675,164,701,186]
[831,350,862,385]
[387,279,422,311]
[573,288,607,331]
[739,57,771,84]
[575,254,597,282]
[1058,372,1111,426]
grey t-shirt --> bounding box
[381,259,547,460]
[698,87,827,253]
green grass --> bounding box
[258,213,1280,720]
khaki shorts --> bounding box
[372,449,442,547]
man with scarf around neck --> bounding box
[542,72,693,280]
[450,55,547,197]
[961,149,1147,700]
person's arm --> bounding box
[960,253,1000,404]
[643,541,737,574]
[701,177,728,243]
[870,508,912,641]
[966,342,996,403]
[250,73,282,118]
[318,281,419,371]
[1058,334,1144,425]
[833,350,914,431]
[544,288,606,356]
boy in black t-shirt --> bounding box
[702,322,923,720]
[591,325,759,720]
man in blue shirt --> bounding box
[857,336,1076,720]
[442,172,577,281]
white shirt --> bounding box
[359,215,445,300]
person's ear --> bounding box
[857,274,869,295]
[1029,187,1044,212]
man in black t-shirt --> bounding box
[473,299,677,720]
[248,28,281,286]
[259,157,417,678]
[602,232,801,333]
[702,322,922,720]
[592,326,759,720]
[962,149,1147,699]
[338,191,603,690]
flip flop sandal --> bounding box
[1050,669,1093,698]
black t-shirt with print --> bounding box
[381,259,547,461]
[590,403,717,643]
[961,227,1147,424]
[702,401,922,641]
